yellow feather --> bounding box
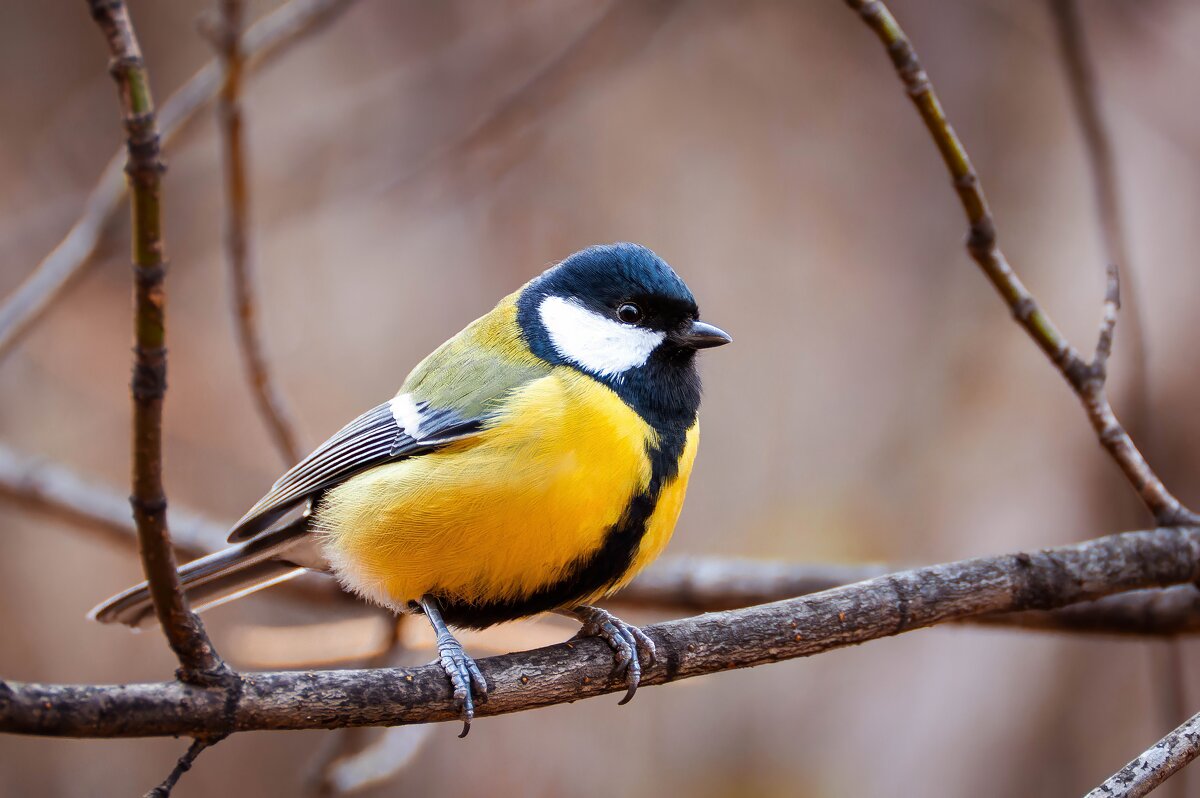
[316,368,696,613]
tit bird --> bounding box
[92,243,730,734]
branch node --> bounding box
[131,349,167,402]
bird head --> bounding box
[517,243,731,382]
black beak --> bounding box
[680,320,732,349]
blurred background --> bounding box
[3,0,1200,795]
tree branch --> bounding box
[0,443,225,559]
[1048,0,1149,418]
[4,525,1200,738]
[1086,710,1200,798]
[205,0,304,466]
[88,0,226,682]
[145,736,223,798]
[0,0,359,362]
[843,0,1199,527]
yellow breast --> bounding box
[316,369,696,613]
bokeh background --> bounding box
[3,1,1200,795]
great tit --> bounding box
[91,242,731,735]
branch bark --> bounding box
[0,0,359,362]
[206,0,304,466]
[843,0,1199,527]
[4,525,1200,738]
[1086,710,1200,798]
[88,0,226,682]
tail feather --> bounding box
[89,516,319,628]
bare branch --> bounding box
[0,443,226,559]
[1086,710,1200,798]
[612,557,890,612]
[204,0,304,465]
[971,585,1200,637]
[843,0,1199,526]
[4,525,1200,738]
[88,0,226,682]
[1048,0,1149,411]
[0,0,359,362]
[145,736,223,798]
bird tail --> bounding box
[89,515,317,628]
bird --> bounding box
[91,242,731,735]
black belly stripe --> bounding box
[435,423,688,630]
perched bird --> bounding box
[92,243,730,734]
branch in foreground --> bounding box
[0,0,358,362]
[206,0,304,465]
[1086,709,1200,798]
[3,525,1199,738]
[88,0,225,682]
[4,441,1200,638]
[844,0,1198,527]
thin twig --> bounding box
[144,735,223,798]
[1086,710,1200,798]
[4,525,1200,738]
[204,0,304,465]
[842,0,1199,527]
[0,0,359,362]
[88,0,227,682]
[1048,0,1150,425]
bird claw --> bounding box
[434,634,488,738]
[571,606,656,705]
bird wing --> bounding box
[228,292,551,542]
[226,400,483,541]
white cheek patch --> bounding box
[538,295,665,378]
[388,393,424,438]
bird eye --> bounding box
[616,303,643,324]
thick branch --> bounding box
[844,0,1198,527]
[88,0,225,681]
[4,526,1200,738]
[0,0,358,361]
[1087,710,1200,798]
[207,0,304,466]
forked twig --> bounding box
[843,0,1198,527]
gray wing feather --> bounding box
[227,401,482,541]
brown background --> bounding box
[2,1,1200,796]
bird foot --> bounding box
[566,606,656,705]
[433,631,488,738]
